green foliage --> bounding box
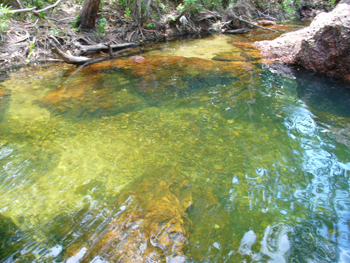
[176,3,185,12]
[199,0,221,10]
[183,0,197,6]
[70,16,80,29]
[50,27,59,36]
[124,7,131,19]
[159,2,168,12]
[147,22,155,29]
[23,0,56,9]
[0,4,12,33]
[281,0,296,19]
[328,0,336,8]
[27,43,35,59]
[97,17,108,35]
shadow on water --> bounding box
[294,69,350,148]
[0,214,23,261]
[295,69,350,118]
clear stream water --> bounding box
[1,25,350,262]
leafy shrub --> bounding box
[124,7,131,19]
[147,22,155,29]
[0,4,12,33]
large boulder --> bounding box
[254,0,350,81]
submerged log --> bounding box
[51,48,92,65]
[254,0,350,81]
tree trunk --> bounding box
[77,0,101,30]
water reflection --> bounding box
[0,33,349,262]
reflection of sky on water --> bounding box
[283,98,350,261]
[232,68,350,262]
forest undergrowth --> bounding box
[0,0,338,68]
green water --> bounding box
[0,29,350,262]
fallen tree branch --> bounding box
[235,15,279,32]
[77,42,140,54]
[10,7,36,14]
[16,0,25,9]
[51,48,93,65]
[10,0,62,15]
[33,0,62,14]
[257,10,277,21]
[64,48,137,79]
[223,28,251,34]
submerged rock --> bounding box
[129,56,146,62]
[212,52,248,62]
[254,1,350,81]
[38,55,253,117]
[65,168,193,262]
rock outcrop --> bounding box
[65,168,193,263]
[254,0,350,81]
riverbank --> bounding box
[0,0,335,69]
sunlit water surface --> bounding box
[1,26,350,263]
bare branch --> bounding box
[10,0,62,15]
[33,0,63,14]
[77,43,140,55]
[51,48,93,65]
[10,7,36,14]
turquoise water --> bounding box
[0,29,350,262]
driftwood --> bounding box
[77,43,140,54]
[51,48,92,65]
[223,28,251,34]
[11,0,62,14]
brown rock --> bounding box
[129,56,146,62]
[256,20,276,26]
[65,168,192,263]
[254,2,350,81]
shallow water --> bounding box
[1,26,350,262]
